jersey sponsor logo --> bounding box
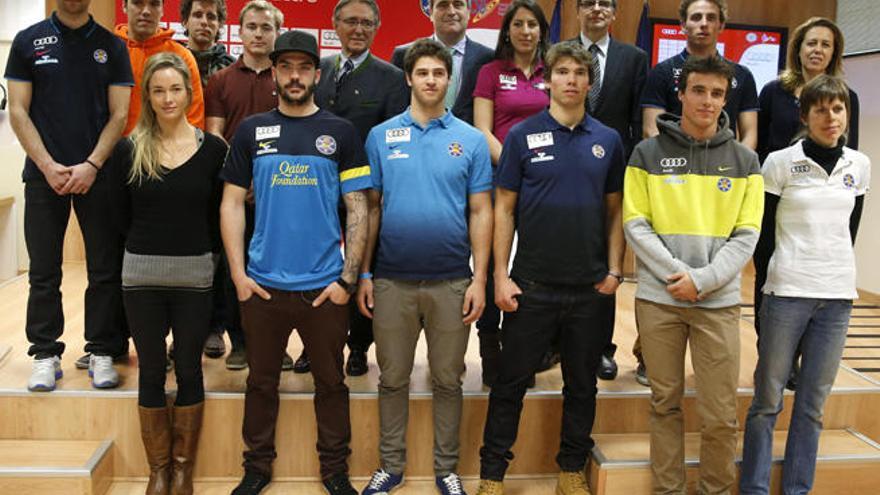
[448,142,464,157]
[32,35,58,48]
[664,176,686,185]
[316,135,337,155]
[592,144,605,159]
[93,49,108,64]
[255,125,280,140]
[34,55,60,65]
[530,151,555,163]
[271,161,317,188]
[717,177,732,192]
[256,140,278,155]
[843,173,855,189]
[35,49,51,57]
[660,157,687,168]
[385,127,411,144]
[526,132,554,150]
[387,149,410,160]
[499,74,517,90]
[718,166,733,172]
[790,164,811,174]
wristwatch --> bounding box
[335,277,357,295]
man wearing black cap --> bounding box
[220,30,370,495]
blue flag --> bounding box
[635,1,652,56]
[549,0,562,43]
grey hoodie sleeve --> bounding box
[624,218,694,280]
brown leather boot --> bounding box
[139,405,171,495]
[170,402,204,495]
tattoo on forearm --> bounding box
[343,191,368,282]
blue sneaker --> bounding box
[436,473,466,495]
[361,469,403,494]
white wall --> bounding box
[847,53,880,293]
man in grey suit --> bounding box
[390,0,493,125]
[569,0,649,383]
[314,0,409,377]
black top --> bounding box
[641,49,759,137]
[106,134,228,256]
[4,13,134,182]
[757,78,860,163]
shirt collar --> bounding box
[51,12,97,38]
[433,34,467,56]
[539,108,592,133]
[339,50,370,70]
[579,32,610,55]
[400,107,454,129]
[502,59,545,78]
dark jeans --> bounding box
[347,301,373,351]
[240,287,351,479]
[124,289,213,408]
[220,204,255,350]
[475,256,502,336]
[24,179,127,359]
[479,279,612,480]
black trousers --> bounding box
[24,179,127,359]
[475,255,502,336]
[125,289,213,408]
[219,203,255,350]
[479,279,612,480]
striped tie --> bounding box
[588,44,602,113]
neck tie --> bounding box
[445,47,460,110]
[337,58,355,87]
[588,44,602,113]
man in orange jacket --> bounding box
[116,0,205,135]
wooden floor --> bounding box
[0,262,878,395]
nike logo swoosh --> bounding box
[719,167,732,172]
[36,50,49,57]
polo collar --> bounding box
[400,107,453,130]
[51,12,97,38]
[539,109,592,133]
[501,59,545,78]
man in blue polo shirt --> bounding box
[356,38,492,495]
[476,42,625,495]
[5,0,134,391]
[220,30,369,495]
[641,0,758,148]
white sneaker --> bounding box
[89,355,119,389]
[28,356,62,392]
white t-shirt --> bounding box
[762,140,871,299]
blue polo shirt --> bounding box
[366,109,492,280]
[640,49,758,137]
[221,109,372,291]
[4,13,134,182]
[497,110,625,285]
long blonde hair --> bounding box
[129,53,193,184]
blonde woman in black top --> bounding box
[106,52,227,495]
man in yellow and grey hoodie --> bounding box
[623,55,763,495]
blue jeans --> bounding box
[740,295,852,495]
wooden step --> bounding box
[588,428,880,495]
[0,439,113,495]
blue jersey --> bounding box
[366,110,492,280]
[496,110,625,285]
[221,109,371,291]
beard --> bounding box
[276,80,316,105]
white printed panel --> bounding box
[321,29,341,48]
[229,24,242,43]
[170,22,187,41]
[321,48,342,59]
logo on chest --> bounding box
[386,127,411,144]
[843,173,855,189]
[93,49,108,64]
[271,161,317,188]
[256,140,278,155]
[315,135,337,155]
[448,142,464,157]
[387,149,410,160]
[526,132,555,164]
[499,74,517,90]
[255,125,280,140]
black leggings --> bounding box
[124,289,213,408]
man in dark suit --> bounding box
[390,0,493,125]
[312,0,409,378]
[569,0,649,383]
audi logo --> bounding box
[33,36,59,47]
[660,157,688,168]
[791,165,810,174]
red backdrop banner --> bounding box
[115,0,511,61]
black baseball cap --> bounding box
[270,30,320,65]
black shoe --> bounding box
[345,349,368,376]
[75,352,129,370]
[232,470,270,495]
[203,331,226,358]
[536,350,560,373]
[527,375,536,388]
[292,351,309,373]
[635,361,650,387]
[479,331,501,387]
[597,353,618,381]
[322,472,357,495]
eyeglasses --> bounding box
[578,0,614,9]
[339,17,377,30]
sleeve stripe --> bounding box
[340,165,371,182]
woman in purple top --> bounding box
[473,0,550,164]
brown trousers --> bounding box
[239,287,351,479]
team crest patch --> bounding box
[448,142,464,157]
[717,177,732,192]
[316,135,337,155]
[93,49,108,64]
[592,144,605,159]
[843,173,855,188]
